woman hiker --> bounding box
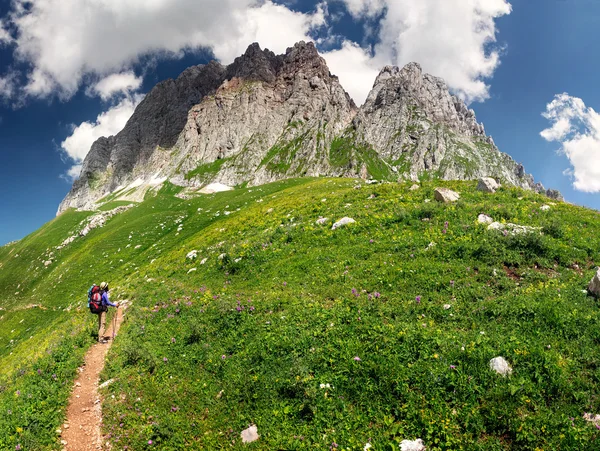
[98,281,119,343]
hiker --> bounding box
[97,281,119,343]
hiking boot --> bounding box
[98,338,108,344]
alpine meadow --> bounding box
[1,41,600,451]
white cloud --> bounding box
[4,0,326,99]
[0,75,15,99]
[339,0,512,103]
[342,0,386,18]
[541,93,600,193]
[60,95,144,181]
[88,72,143,101]
[322,41,380,105]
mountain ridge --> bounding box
[58,41,556,214]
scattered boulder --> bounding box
[316,217,329,225]
[583,412,600,428]
[400,439,426,451]
[218,253,227,260]
[488,222,540,235]
[98,379,115,389]
[477,214,494,224]
[200,257,208,265]
[477,177,500,193]
[187,268,197,274]
[434,187,460,203]
[588,268,600,297]
[409,184,420,191]
[540,205,551,211]
[44,260,52,267]
[332,217,356,230]
[241,425,259,444]
[489,357,512,376]
[186,250,198,260]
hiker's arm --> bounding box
[103,292,118,308]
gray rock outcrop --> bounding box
[589,268,600,297]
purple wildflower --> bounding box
[450,365,456,370]
[353,356,361,361]
[163,357,168,363]
[351,288,358,297]
[16,445,21,450]
[171,406,179,412]
[148,440,153,445]
[52,374,57,379]
[171,337,176,343]
[369,239,374,243]
[283,281,287,287]
[16,390,20,396]
[374,292,381,298]
[37,369,42,375]
[416,295,421,303]
[221,355,226,360]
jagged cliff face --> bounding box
[349,64,537,188]
[58,41,542,214]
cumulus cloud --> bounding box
[0,75,15,99]
[322,41,380,105]
[87,72,143,101]
[3,0,326,99]
[60,95,144,181]
[541,93,600,193]
[337,0,512,104]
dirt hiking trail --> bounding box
[62,306,125,451]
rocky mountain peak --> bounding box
[58,41,555,215]
[225,42,280,83]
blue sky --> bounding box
[0,0,599,245]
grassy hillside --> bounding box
[1,178,600,450]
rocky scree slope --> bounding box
[59,41,549,214]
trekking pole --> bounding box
[112,309,117,341]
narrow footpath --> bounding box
[62,307,125,450]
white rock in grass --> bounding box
[488,222,540,235]
[400,438,426,451]
[241,425,259,443]
[186,250,198,260]
[187,268,197,274]
[477,214,493,224]
[489,356,512,376]
[316,217,329,225]
[583,412,600,427]
[477,177,500,193]
[332,217,356,230]
[434,187,460,203]
[99,379,114,389]
[588,268,600,297]
[443,304,451,310]
[540,205,551,211]
[44,260,52,267]
[409,184,420,191]
[200,258,208,265]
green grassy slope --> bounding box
[1,178,600,450]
